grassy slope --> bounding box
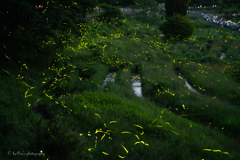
[1,13,240,159]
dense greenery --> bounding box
[98,0,134,7]
[97,3,125,24]
[160,14,195,40]
[133,0,158,21]
[165,0,190,18]
[1,2,240,160]
[0,0,97,70]
[189,0,239,6]
[189,0,219,6]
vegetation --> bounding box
[160,14,195,40]
[163,0,194,41]
[189,0,239,6]
[97,3,125,25]
[1,2,240,160]
[165,0,189,18]
[0,0,97,70]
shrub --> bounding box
[201,55,220,64]
[190,49,202,59]
[226,48,239,60]
[159,14,195,40]
[206,43,212,50]
[220,43,229,53]
[184,51,199,62]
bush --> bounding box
[230,62,240,83]
[201,55,220,64]
[226,48,239,60]
[220,43,229,53]
[206,43,212,50]
[209,48,222,57]
[184,50,201,62]
[159,14,195,40]
[98,4,125,25]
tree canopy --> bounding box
[0,0,97,69]
[165,0,190,18]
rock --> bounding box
[220,53,225,59]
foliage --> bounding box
[201,55,220,64]
[98,0,117,5]
[237,3,240,9]
[165,0,190,18]
[134,0,158,21]
[135,14,164,25]
[98,0,136,7]
[97,3,125,25]
[189,0,239,6]
[223,5,239,16]
[2,10,240,160]
[230,61,240,83]
[189,0,219,6]
[160,14,195,40]
[157,3,166,15]
[192,19,215,29]
[0,0,97,70]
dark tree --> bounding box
[116,0,136,7]
[0,0,97,69]
[160,14,194,40]
[98,0,118,5]
[165,0,190,18]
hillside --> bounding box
[1,12,240,159]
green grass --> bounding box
[66,91,238,159]
[1,13,240,159]
[180,63,240,105]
